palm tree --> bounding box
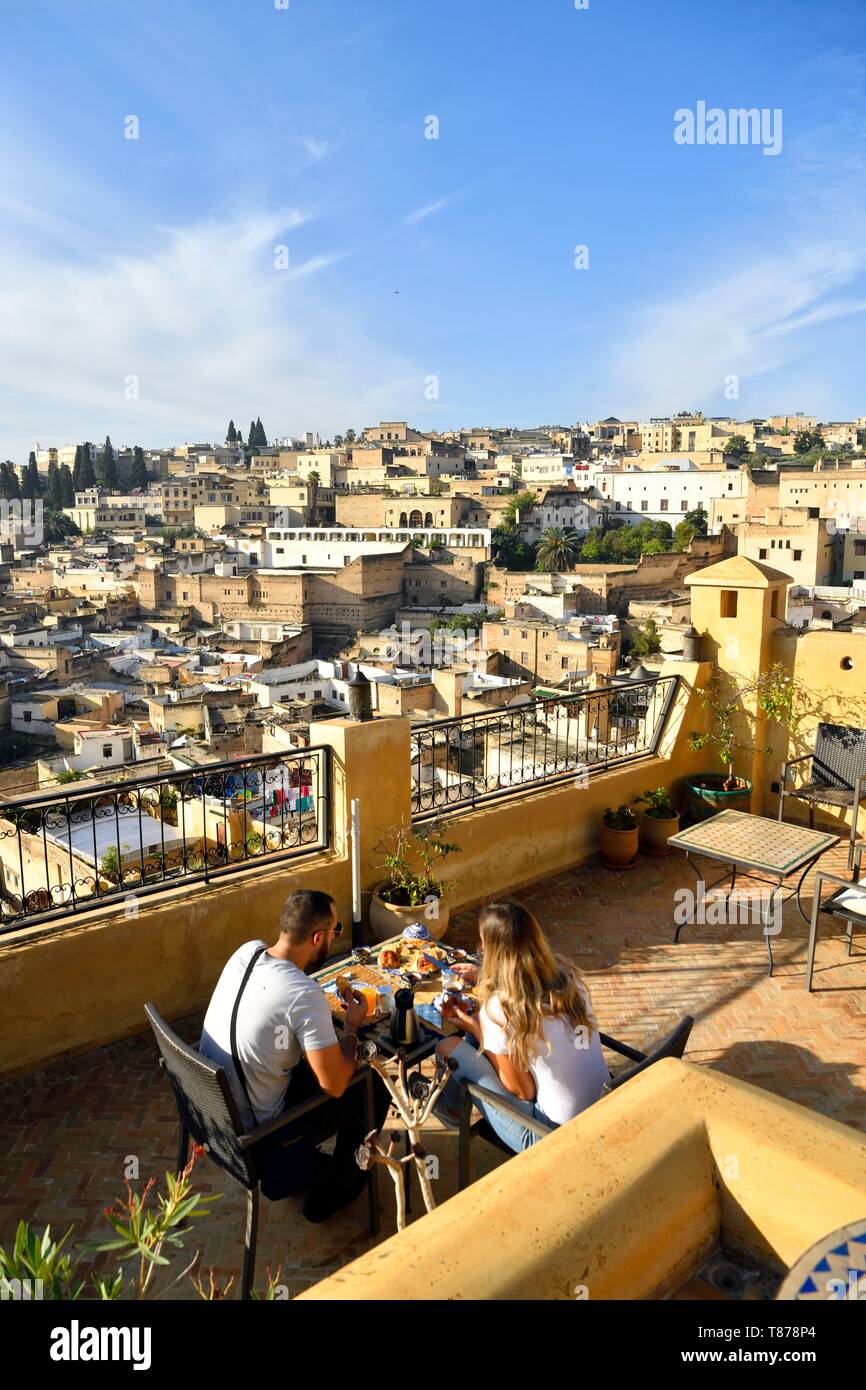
[42,510,81,544]
[306,470,320,525]
[535,526,579,573]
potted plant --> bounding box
[599,804,639,868]
[634,787,679,856]
[686,664,804,819]
[370,818,460,942]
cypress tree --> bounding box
[27,452,41,497]
[0,462,10,500]
[59,464,75,508]
[7,464,21,501]
[226,420,237,444]
[254,416,267,447]
[103,442,119,490]
[80,444,96,489]
[48,459,63,509]
[248,420,257,448]
[98,435,114,487]
[131,445,148,490]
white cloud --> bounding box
[607,242,866,418]
[0,209,418,458]
[403,195,457,227]
[298,136,334,163]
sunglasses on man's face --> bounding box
[332,921,344,938]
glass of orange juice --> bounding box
[354,984,379,1019]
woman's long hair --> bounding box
[477,901,594,1072]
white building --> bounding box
[593,466,747,529]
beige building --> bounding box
[841,529,866,583]
[778,465,866,522]
[734,508,841,588]
[137,550,406,643]
[769,414,817,433]
[482,616,619,685]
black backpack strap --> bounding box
[229,945,268,1122]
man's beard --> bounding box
[305,935,332,973]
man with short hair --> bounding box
[200,888,390,1222]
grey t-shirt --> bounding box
[199,940,338,1126]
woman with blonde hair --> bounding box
[436,900,610,1151]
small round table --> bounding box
[776,1218,866,1300]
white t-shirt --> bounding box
[479,984,609,1125]
[199,940,337,1126]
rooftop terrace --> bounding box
[1,841,863,1298]
[2,558,866,1302]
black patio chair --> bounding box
[805,845,866,992]
[456,1015,694,1191]
[778,722,866,870]
[145,1003,379,1299]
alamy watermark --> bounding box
[674,102,782,157]
[674,880,783,935]
[0,499,43,546]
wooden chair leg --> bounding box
[846,917,854,957]
[241,1187,259,1301]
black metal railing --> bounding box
[0,748,329,933]
[411,675,678,819]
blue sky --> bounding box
[2,0,866,460]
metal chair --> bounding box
[145,1003,379,1299]
[805,846,866,992]
[457,1016,694,1191]
[779,722,866,870]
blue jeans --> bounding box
[440,1038,557,1153]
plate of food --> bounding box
[377,941,448,974]
[324,972,391,1026]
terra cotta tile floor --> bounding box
[1,842,864,1298]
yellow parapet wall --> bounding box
[298,1060,866,1301]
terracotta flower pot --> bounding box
[369,887,450,943]
[599,823,639,868]
[640,810,680,856]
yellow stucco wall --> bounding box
[765,625,866,830]
[298,1059,866,1301]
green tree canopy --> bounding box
[794,428,824,455]
[723,434,751,461]
[43,510,81,543]
[226,419,237,444]
[48,459,63,509]
[631,617,662,658]
[78,444,96,489]
[59,464,75,508]
[535,526,579,573]
[130,446,148,490]
[99,436,118,489]
[26,452,41,498]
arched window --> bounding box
[424,512,433,527]
[409,509,423,527]
[399,512,408,527]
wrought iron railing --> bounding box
[411,675,678,819]
[0,748,330,933]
